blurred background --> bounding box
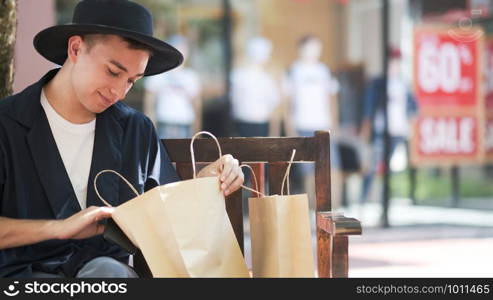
[7,0,493,277]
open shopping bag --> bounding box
[244,150,316,277]
[95,131,250,277]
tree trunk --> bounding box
[0,0,17,99]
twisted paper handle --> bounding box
[239,164,266,198]
[280,149,296,196]
[190,131,222,179]
[94,169,140,207]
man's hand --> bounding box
[197,154,244,196]
[55,206,114,240]
[0,206,114,250]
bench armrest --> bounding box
[316,212,362,278]
[317,212,362,236]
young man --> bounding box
[0,0,244,278]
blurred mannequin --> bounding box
[231,36,280,137]
[283,34,342,208]
[144,35,202,138]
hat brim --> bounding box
[33,24,183,76]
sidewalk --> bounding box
[340,200,493,277]
[241,197,493,277]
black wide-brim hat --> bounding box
[33,0,183,76]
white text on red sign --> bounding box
[419,116,477,155]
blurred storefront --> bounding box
[13,0,56,94]
[11,0,493,211]
[409,0,493,166]
[404,0,493,209]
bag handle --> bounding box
[191,132,265,197]
[239,164,266,198]
[190,131,222,179]
[280,149,296,196]
[94,170,140,207]
[93,131,232,206]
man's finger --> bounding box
[97,206,115,217]
[225,173,244,196]
[219,155,234,184]
[96,223,106,235]
[222,165,240,190]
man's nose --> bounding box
[110,81,126,100]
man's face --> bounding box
[70,35,150,114]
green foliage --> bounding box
[391,168,493,203]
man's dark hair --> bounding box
[81,34,154,56]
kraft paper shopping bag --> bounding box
[246,150,316,277]
[95,131,250,278]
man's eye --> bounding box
[107,69,119,77]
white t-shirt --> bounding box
[284,61,339,131]
[231,67,280,123]
[144,67,201,125]
[387,77,409,137]
[41,89,95,209]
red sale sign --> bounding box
[412,27,485,166]
[414,28,480,108]
[416,116,478,156]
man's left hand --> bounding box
[197,154,244,196]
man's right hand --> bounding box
[0,206,114,250]
[55,206,114,240]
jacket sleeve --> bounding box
[0,133,7,215]
[0,147,4,214]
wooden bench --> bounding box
[162,130,362,278]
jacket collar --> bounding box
[16,69,124,218]
[8,69,58,128]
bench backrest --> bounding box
[162,130,361,277]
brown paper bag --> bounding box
[94,131,250,278]
[245,150,316,277]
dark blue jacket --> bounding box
[0,69,180,277]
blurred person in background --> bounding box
[283,34,342,208]
[359,47,417,204]
[143,34,202,138]
[231,36,280,137]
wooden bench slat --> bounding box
[163,137,317,162]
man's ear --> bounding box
[67,35,84,63]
